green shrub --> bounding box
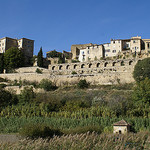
[19,86,35,104]
[0,83,7,89]
[71,71,77,75]
[0,89,17,110]
[0,77,8,82]
[77,79,89,89]
[36,68,42,74]
[19,124,62,139]
[39,79,57,91]
[63,125,103,135]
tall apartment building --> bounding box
[0,37,34,65]
[77,36,150,62]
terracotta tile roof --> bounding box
[113,120,130,126]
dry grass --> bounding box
[0,132,149,150]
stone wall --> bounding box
[0,58,139,86]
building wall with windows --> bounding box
[0,37,34,65]
[77,36,150,62]
[78,45,104,62]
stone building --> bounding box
[113,120,130,134]
[71,43,94,60]
[0,37,34,65]
[79,45,104,62]
[74,36,150,62]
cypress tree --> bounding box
[37,47,43,67]
[0,53,4,73]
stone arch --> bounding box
[112,62,116,66]
[129,60,133,65]
[66,65,70,69]
[97,63,100,68]
[59,65,63,70]
[52,66,55,70]
[81,64,85,68]
[89,63,92,68]
[121,61,125,66]
[74,64,77,69]
[104,62,108,67]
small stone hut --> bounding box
[113,120,130,134]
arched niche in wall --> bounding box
[97,63,100,68]
[74,64,77,69]
[66,65,70,70]
[81,64,85,68]
[112,62,116,66]
[59,65,63,70]
[89,63,92,68]
[52,66,55,70]
[104,62,108,67]
[129,60,133,65]
[121,61,125,66]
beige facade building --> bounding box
[79,45,104,62]
[113,120,130,134]
[71,43,94,60]
[0,37,34,64]
[75,36,150,62]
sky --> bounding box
[0,0,150,56]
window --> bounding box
[105,49,110,52]
[113,41,115,44]
[148,43,150,48]
[112,50,116,53]
[87,50,89,54]
[118,40,120,43]
[2,43,4,46]
[82,51,84,55]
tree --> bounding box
[4,47,24,72]
[132,78,150,105]
[133,58,150,82]
[37,47,43,67]
[0,54,4,73]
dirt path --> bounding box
[0,134,20,143]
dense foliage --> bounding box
[133,57,150,82]
[46,50,65,64]
[4,47,24,72]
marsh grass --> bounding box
[0,132,149,149]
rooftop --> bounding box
[113,120,130,126]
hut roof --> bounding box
[113,120,130,126]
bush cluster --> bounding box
[39,79,57,91]
[19,124,62,139]
[77,79,89,89]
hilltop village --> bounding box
[0,36,150,85]
[1,36,150,148]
